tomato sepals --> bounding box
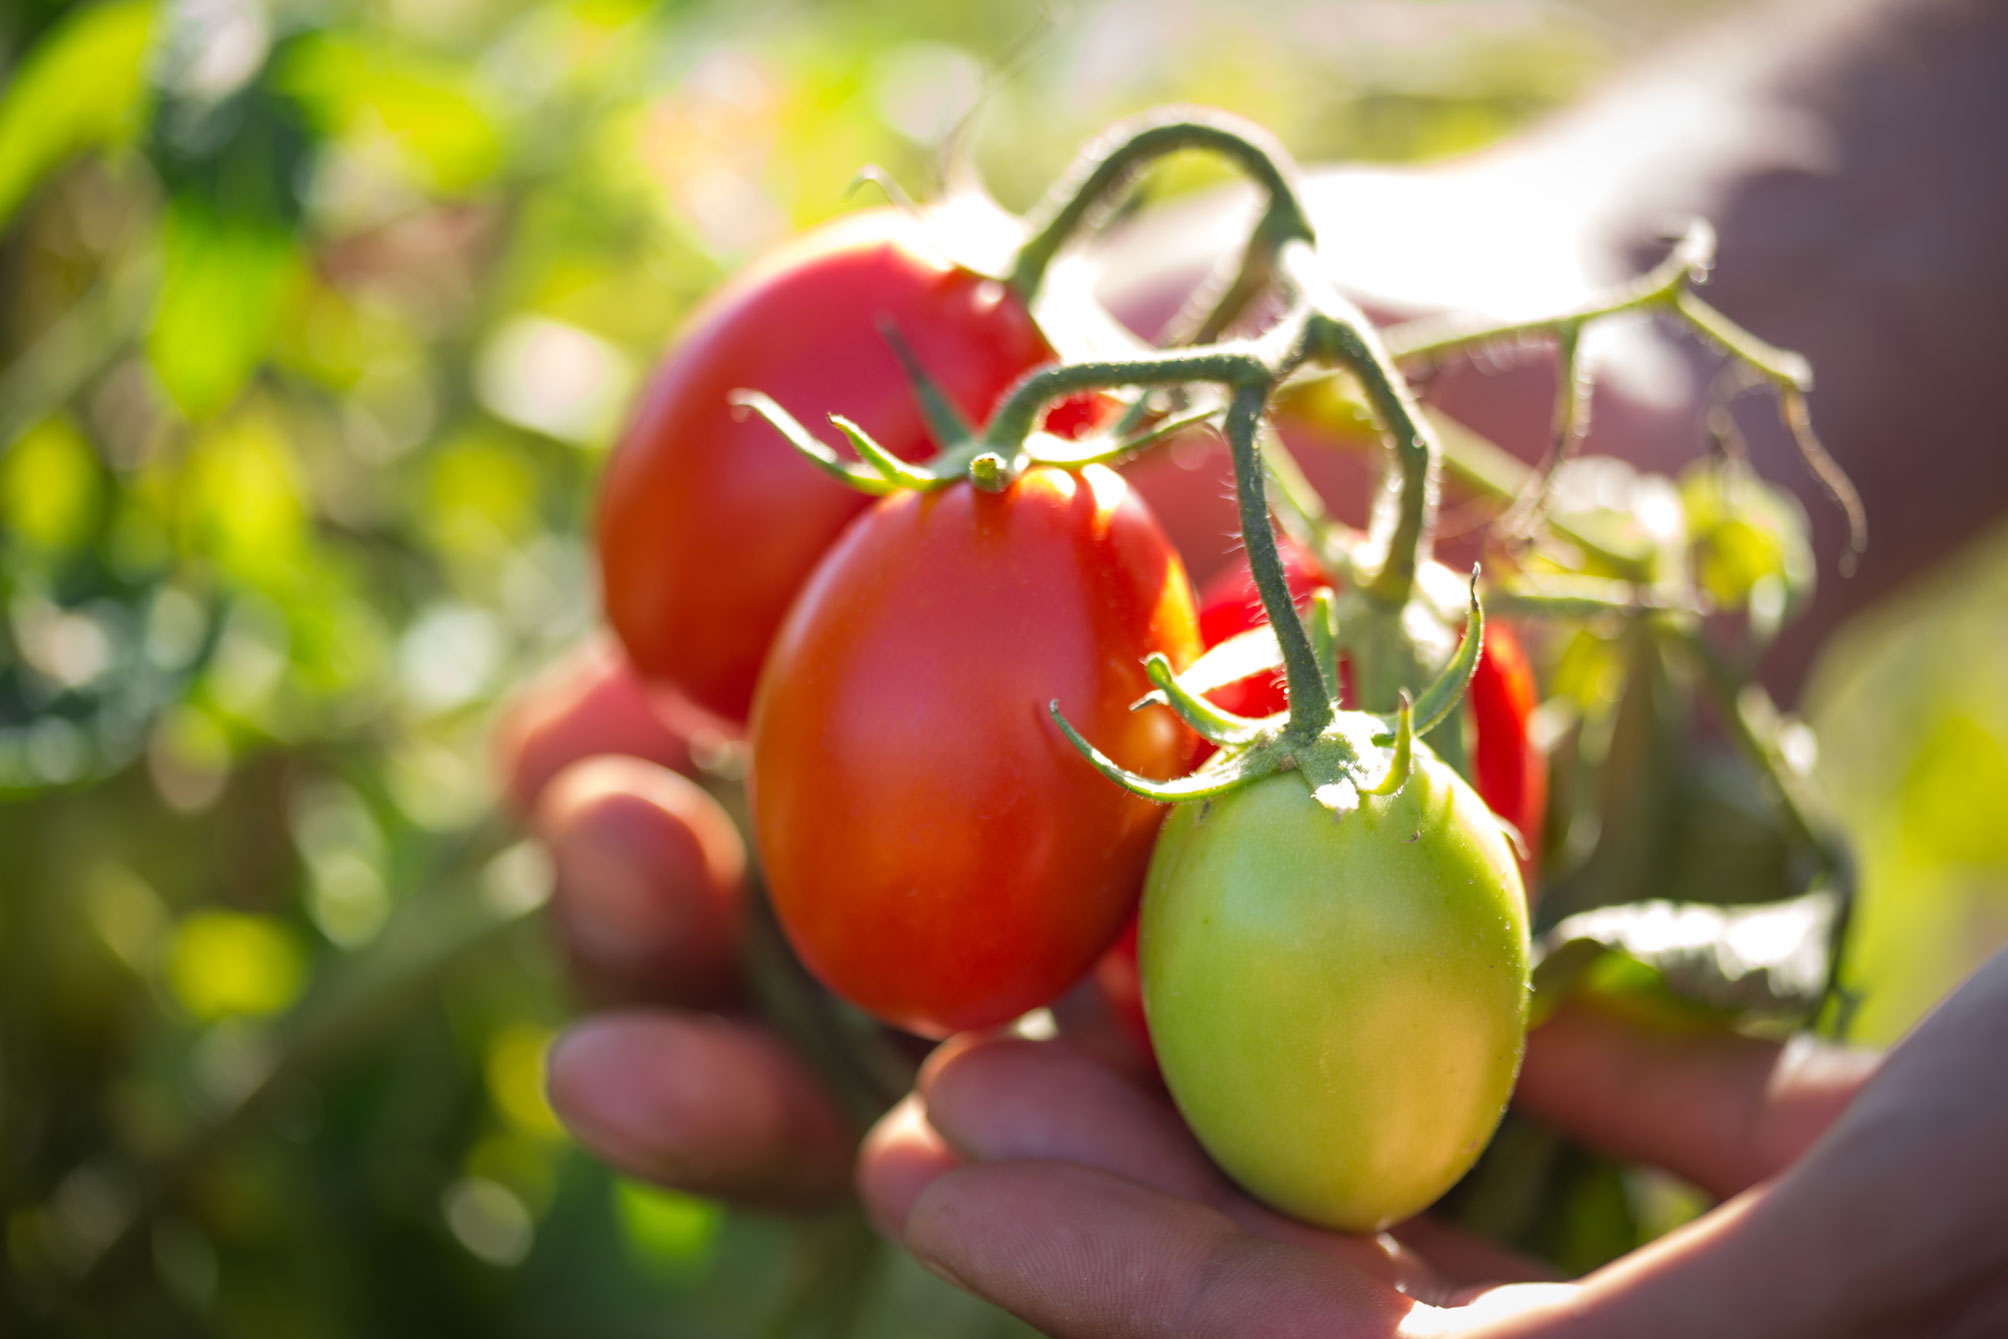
[1056,568,1489,828]
[726,390,896,496]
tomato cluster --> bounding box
[593,150,1540,1232]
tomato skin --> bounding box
[749,464,1200,1037]
[1141,757,1529,1232]
[598,209,1080,725]
[1468,617,1546,870]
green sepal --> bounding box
[1171,625,1284,698]
[1307,585,1339,703]
[1049,700,1277,802]
[1366,691,1414,796]
[730,390,893,495]
[829,414,942,491]
[1135,653,1266,747]
[876,319,978,449]
[1405,569,1484,739]
[1295,743,1360,818]
[1021,402,1223,470]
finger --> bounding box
[535,756,745,1007]
[905,1161,1416,1339]
[547,1011,852,1208]
[1387,1216,1562,1287]
[1049,973,1159,1082]
[1515,997,1880,1197]
[495,633,722,817]
[856,1093,962,1240]
[918,1036,1225,1202]
[1528,951,2008,1337]
[917,1037,1449,1295]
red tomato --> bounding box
[1095,543,1547,1054]
[598,209,1092,725]
[749,464,1200,1036]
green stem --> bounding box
[1667,624,1858,1014]
[1382,223,1714,363]
[1418,409,1649,575]
[1008,108,1315,303]
[981,346,1270,450]
[1669,627,1843,870]
[1225,383,1332,739]
[1280,242,1442,606]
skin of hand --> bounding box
[853,945,2008,1339]
[501,642,2008,1339]
[511,0,2008,1302]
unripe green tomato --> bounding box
[1140,750,1530,1232]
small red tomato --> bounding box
[598,209,1087,726]
[750,464,1199,1037]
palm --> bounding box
[856,949,2008,1339]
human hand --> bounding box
[496,635,857,1207]
[855,947,2008,1338]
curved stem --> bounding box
[981,346,1269,451]
[1224,384,1332,740]
[1008,108,1315,303]
[1280,242,1442,606]
[1381,222,1715,363]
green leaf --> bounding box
[1680,460,1815,627]
[167,908,308,1019]
[0,0,157,231]
[1,414,103,551]
[1531,887,1842,1022]
[277,33,505,196]
[177,406,306,583]
[148,197,300,418]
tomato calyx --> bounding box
[1052,572,1486,820]
[733,324,1220,497]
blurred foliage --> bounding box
[2,0,2002,1334]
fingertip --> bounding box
[857,1094,961,1243]
[538,756,746,1006]
[917,1036,1222,1203]
[495,634,712,817]
[548,1012,853,1208]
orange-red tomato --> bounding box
[598,209,1089,725]
[750,464,1200,1036]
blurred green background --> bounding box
[2,0,2003,1334]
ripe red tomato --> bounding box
[1096,539,1547,1054]
[749,464,1200,1037]
[598,209,1092,726]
